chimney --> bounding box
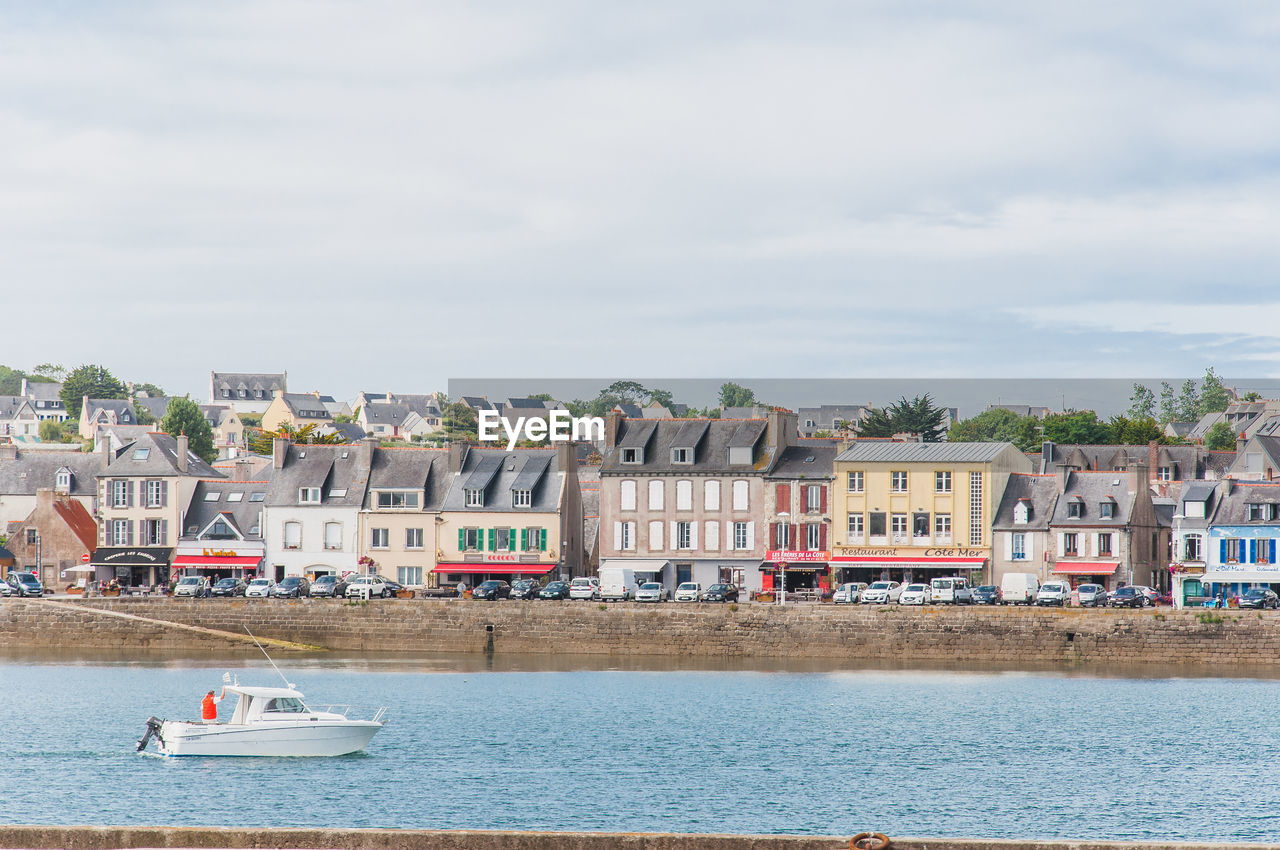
[273,437,289,470]
[557,441,575,473]
[1129,460,1147,493]
[1237,431,1248,453]
[449,440,469,473]
[176,435,189,472]
[766,409,797,456]
[1224,477,1235,496]
[1147,440,1159,482]
[604,411,622,449]
[0,443,17,462]
[234,459,252,482]
[1040,441,1054,474]
[20,378,28,397]
[1057,464,1076,494]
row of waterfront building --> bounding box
[8,403,1280,607]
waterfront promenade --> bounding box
[5,597,1280,668]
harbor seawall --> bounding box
[5,598,1280,665]
[0,827,1275,850]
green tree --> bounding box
[38,419,75,443]
[718,382,757,409]
[647,388,675,409]
[886,394,948,442]
[161,397,216,463]
[135,403,158,426]
[1204,421,1236,451]
[855,407,897,438]
[1127,383,1156,420]
[949,407,1041,451]
[604,381,648,404]
[31,363,68,382]
[246,422,345,454]
[1042,410,1112,444]
[1109,414,1165,445]
[1197,367,1233,416]
[1158,382,1177,425]
[527,393,555,402]
[1176,379,1200,421]
[60,364,126,419]
[1243,391,1262,402]
[0,365,54,395]
[440,402,479,443]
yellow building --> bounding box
[831,441,1031,585]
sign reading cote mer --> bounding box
[833,545,987,559]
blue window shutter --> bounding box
[1272,539,1277,564]
[1248,539,1255,563]
[1221,539,1228,563]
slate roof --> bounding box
[135,397,172,421]
[442,448,564,512]
[102,432,221,478]
[23,381,63,402]
[1153,498,1177,528]
[1181,481,1217,504]
[0,396,34,419]
[331,423,367,442]
[212,372,286,394]
[1187,411,1226,441]
[766,445,836,479]
[1212,482,1280,525]
[84,399,136,423]
[601,419,769,475]
[364,403,411,426]
[278,394,333,420]
[993,473,1059,531]
[1206,451,1237,477]
[1048,471,1136,527]
[0,450,101,497]
[265,443,371,508]
[389,394,441,416]
[363,447,451,510]
[835,441,1016,464]
[181,479,270,539]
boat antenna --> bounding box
[244,626,294,689]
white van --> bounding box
[1001,572,1040,605]
[599,566,638,602]
[930,576,972,604]
[1036,580,1071,606]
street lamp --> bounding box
[776,512,789,606]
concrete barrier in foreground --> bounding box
[0,827,1276,850]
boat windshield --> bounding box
[264,697,307,713]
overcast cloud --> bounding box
[3,1,1278,399]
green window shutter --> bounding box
[458,528,466,550]
[520,528,527,551]
[540,528,547,551]
[488,528,496,551]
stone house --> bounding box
[991,473,1060,587]
[1201,480,1280,595]
[6,488,98,588]
[171,478,270,583]
[261,391,336,434]
[78,397,138,439]
[356,447,450,588]
[0,396,40,439]
[598,411,796,593]
[764,441,836,593]
[0,444,101,530]
[209,371,287,415]
[21,379,67,422]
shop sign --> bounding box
[765,550,829,562]
[833,545,987,558]
[201,549,238,558]
[100,549,163,564]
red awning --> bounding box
[172,555,262,567]
[1052,562,1120,575]
[831,556,986,564]
[432,563,556,575]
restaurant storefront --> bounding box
[831,546,987,586]
[1051,561,1121,589]
[172,544,264,582]
[762,550,830,594]
[88,547,173,589]
[432,553,558,588]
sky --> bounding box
[3,1,1280,402]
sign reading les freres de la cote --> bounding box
[477,410,605,451]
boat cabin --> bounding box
[225,685,313,724]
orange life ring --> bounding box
[850,833,891,850]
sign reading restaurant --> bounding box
[832,546,987,559]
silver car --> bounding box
[860,580,903,604]
[635,582,669,603]
[244,578,274,598]
[1077,583,1107,607]
[832,582,867,604]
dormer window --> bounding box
[465,488,484,508]
[376,491,419,509]
[512,489,532,508]
[222,389,230,398]
[208,518,235,539]
[299,487,321,504]
[1249,503,1266,521]
[55,469,71,491]
[238,389,246,398]
[1157,466,1173,482]
[1100,501,1115,519]
[1068,500,1083,519]
[621,448,640,464]
[671,448,691,464]
[1013,501,1030,525]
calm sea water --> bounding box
[0,655,1277,841]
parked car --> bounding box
[674,581,703,602]
[1036,581,1071,606]
[860,581,903,604]
[509,578,543,600]
[899,583,932,605]
[635,582,669,603]
[703,583,739,603]
[539,580,570,600]
[4,572,44,598]
[244,578,274,598]
[345,575,392,599]
[1134,585,1161,606]
[1076,583,1107,608]
[971,585,1002,605]
[209,578,246,597]
[270,576,311,598]
[473,580,511,600]
[174,576,212,598]
[382,577,405,595]
[832,582,867,604]
[309,575,347,598]
[568,577,600,600]
[1239,587,1280,610]
[930,576,972,604]
[1108,586,1149,608]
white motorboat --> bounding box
[138,684,386,757]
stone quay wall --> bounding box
[0,827,1275,850]
[1,598,1274,666]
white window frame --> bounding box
[406,528,423,549]
[299,487,321,504]
[890,471,908,492]
[934,514,951,540]
[847,471,864,493]
[145,480,164,507]
[512,489,532,508]
[733,521,748,550]
[465,489,484,508]
[1012,532,1026,561]
[111,520,129,546]
[805,485,821,513]
[1183,533,1202,561]
[619,521,634,551]
[777,522,791,548]
[676,521,692,550]
[805,523,820,550]
[463,527,481,551]
[111,480,128,508]
[397,566,424,586]
[283,522,302,550]
[371,528,390,549]
[671,448,691,464]
[847,514,863,538]
[323,522,342,550]
[935,471,952,493]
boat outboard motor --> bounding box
[136,716,164,752]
